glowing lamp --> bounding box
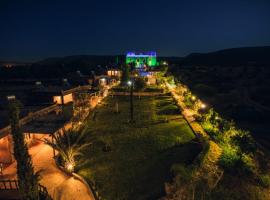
[201,103,206,109]
[7,95,16,100]
[127,81,132,86]
[65,162,74,173]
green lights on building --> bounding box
[126,52,157,68]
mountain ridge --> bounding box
[182,46,270,66]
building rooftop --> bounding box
[126,51,157,57]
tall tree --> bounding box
[8,100,40,200]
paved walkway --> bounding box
[1,139,95,200]
[165,83,207,138]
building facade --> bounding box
[126,52,157,68]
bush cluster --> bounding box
[219,146,255,175]
[171,79,259,176]
[258,174,270,188]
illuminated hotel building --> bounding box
[126,52,157,68]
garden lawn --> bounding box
[78,95,201,200]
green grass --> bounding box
[78,95,201,200]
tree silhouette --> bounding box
[8,100,40,200]
[121,65,130,85]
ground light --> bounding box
[65,161,75,173]
[201,103,206,109]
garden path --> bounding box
[1,140,95,200]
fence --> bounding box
[0,180,52,199]
[62,85,91,95]
[0,179,18,190]
[0,85,92,138]
[0,104,60,138]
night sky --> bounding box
[0,0,270,61]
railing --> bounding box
[0,179,18,190]
[62,85,91,95]
[0,180,52,199]
[0,104,60,137]
[0,86,94,138]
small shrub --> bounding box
[219,145,240,173]
[240,154,256,174]
[201,121,214,133]
[184,99,193,108]
[201,121,224,143]
[193,114,203,122]
[219,119,235,133]
[232,130,257,154]
[211,132,224,144]
[219,145,256,175]
[258,174,270,188]
[182,91,194,108]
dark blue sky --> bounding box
[0,0,270,61]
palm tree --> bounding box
[44,128,91,173]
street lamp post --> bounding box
[128,80,134,123]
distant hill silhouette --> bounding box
[181,46,270,66]
[38,55,182,66]
[37,55,125,66]
[0,55,127,80]
[0,61,31,66]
